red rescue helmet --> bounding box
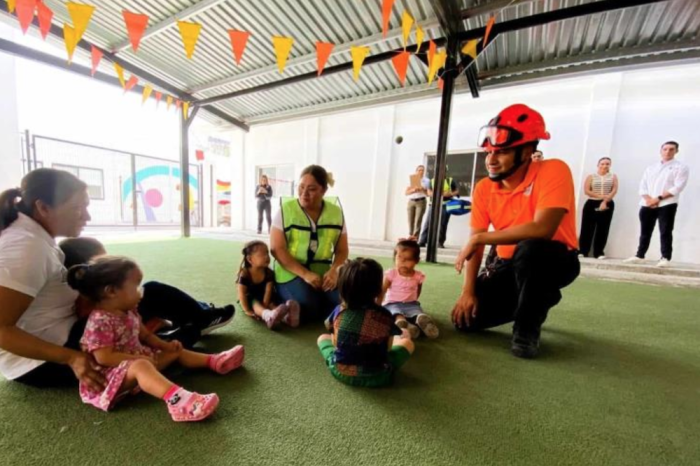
[478,104,551,151]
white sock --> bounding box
[262,309,274,322]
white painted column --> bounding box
[367,106,396,240]
[0,44,22,191]
[577,73,623,212]
[230,130,246,230]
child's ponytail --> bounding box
[238,240,267,278]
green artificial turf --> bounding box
[1,238,698,466]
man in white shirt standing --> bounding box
[624,141,690,267]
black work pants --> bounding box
[418,204,451,246]
[578,199,615,258]
[636,204,678,260]
[459,239,580,335]
[257,199,272,233]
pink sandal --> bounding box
[210,345,245,374]
[168,392,219,422]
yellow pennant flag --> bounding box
[350,46,370,81]
[63,24,78,63]
[114,62,126,88]
[67,2,95,43]
[177,21,202,59]
[415,26,424,53]
[461,39,479,60]
[183,102,190,119]
[272,36,294,74]
[166,95,174,111]
[142,85,153,104]
[8,0,16,14]
[428,50,446,85]
[402,11,414,49]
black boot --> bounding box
[511,327,541,359]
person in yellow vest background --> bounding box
[417,172,459,248]
[270,165,349,323]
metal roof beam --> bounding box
[111,0,229,53]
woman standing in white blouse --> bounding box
[579,157,619,259]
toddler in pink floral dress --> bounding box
[69,255,244,422]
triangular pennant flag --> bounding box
[8,0,16,14]
[427,39,436,69]
[316,42,334,76]
[142,85,152,104]
[123,10,149,53]
[155,91,163,107]
[177,21,202,59]
[63,23,78,63]
[402,11,414,49]
[415,26,424,53]
[391,51,410,86]
[175,99,182,110]
[227,30,250,65]
[90,45,103,76]
[114,62,125,88]
[483,16,496,47]
[16,0,37,35]
[183,102,190,119]
[37,2,53,40]
[124,75,138,92]
[166,95,173,111]
[350,46,370,81]
[382,0,395,37]
[461,39,479,60]
[272,36,294,74]
[438,78,444,90]
[428,50,446,85]
[67,2,95,43]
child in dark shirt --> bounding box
[317,257,414,387]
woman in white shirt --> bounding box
[578,157,619,259]
[0,169,104,389]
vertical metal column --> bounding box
[130,154,138,230]
[426,39,458,263]
[179,106,200,237]
[24,130,32,172]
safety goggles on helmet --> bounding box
[478,125,524,149]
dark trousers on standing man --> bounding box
[578,199,615,258]
[418,204,451,246]
[635,204,678,260]
[458,239,580,336]
[257,199,272,233]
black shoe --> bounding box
[157,323,201,349]
[511,328,540,359]
[438,243,445,249]
[201,304,235,335]
[418,243,426,248]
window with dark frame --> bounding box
[424,150,488,198]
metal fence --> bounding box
[21,132,204,228]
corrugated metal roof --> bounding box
[9,0,700,126]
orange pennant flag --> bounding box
[124,76,138,92]
[67,2,95,43]
[123,10,149,52]
[428,50,446,85]
[63,23,78,63]
[16,0,37,35]
[427,39,436,69]
[272,36,294,74]
[175,99,182,110]
[114,62,125,88]
[382,0,395,37]
[461,39,479,60]
[177,21,202,59]
[483,16,496,47]
[166,95,173,111]
[415,26,424,53]
[401,11,414,49]
[228,30,250,65]
[438,78,444,90]
[316,42,334,76]
[142,85,152,104]
[90,45,103,76]
[8,0,16,14]
[183,102,190,119]
[37,1,53,40]
[391,51,410,86]
[350,46,370,82]
[155,91,162,107]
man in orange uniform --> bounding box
[452,104,580,359]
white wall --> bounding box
[0,30,22,192]
[242,63,700,264]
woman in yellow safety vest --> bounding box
[270,165,349,323]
